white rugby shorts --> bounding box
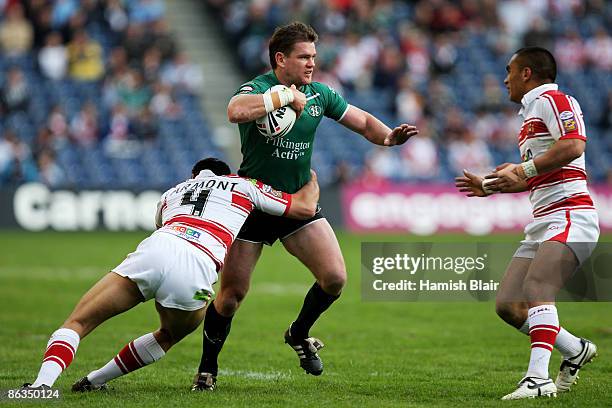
[113,232,217,311]
[514,209,600,265]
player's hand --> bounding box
[289,84,306,118]
[455,169,487,197]
[484,163,525,191]
[383,124,419,146]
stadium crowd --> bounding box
[206,0,612,186]
[0,0,210,188]
[0,0,611,189]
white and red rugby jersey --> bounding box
[155,170,292,270]
[517,83,595,218]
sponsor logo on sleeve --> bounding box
[238,84,255,94]
[560,110,577,132]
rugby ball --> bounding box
[255,85,297,139]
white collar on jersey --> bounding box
[519,83,558,115]
[195,169,216,179]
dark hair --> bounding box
[192,158,231,176]
[513,47,557,82]
[269,21,318,69]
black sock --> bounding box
[290,282,340,340]
[198,301,233,375]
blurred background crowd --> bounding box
[0,0,611,189]
[0,0,217,188]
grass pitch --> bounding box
[0,231,610,407]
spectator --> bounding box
[1,67,30,114]
[400,129,439,181]
[150,82,182,120]
[395,76,425,124]
[67,30,104,81]
[554,28,586,73]
[38,32,68,80]
[129,0,166,24]
[51,0,79,29]
[117,69,151,115]
[160,52,203,94]
[0,3,34,57]
[37,149,65,187]
[70,101,99,146]
[447,128,493,176]
[47,105,70,146]
[585,27,612,71]
[131,107,159,142]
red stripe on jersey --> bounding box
[540,94,564,136]
[548,210,572,243]
[533,194,594,217]
[165,216,234,249]
[186,240,223,271]
[232,192,254,213]
[527,168,587,190]
[559,134,586,141]
[531,176,587,192]
[283,194,293,216]
[543,90,581,138]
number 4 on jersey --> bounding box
[181,188,210,216]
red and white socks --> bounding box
[526,305,559,379]
[86,333,165,386]
[519,313,583,359]
[32,328,80,387]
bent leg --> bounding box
[495,257,531,329]
[85,302,205,388]
[197,240,262,376]
[282,219,346,340]
[32,272,144,387]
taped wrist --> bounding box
[520,159,538,179]
[481,178,499,195]
[263,86,294,113]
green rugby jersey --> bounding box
[233,71,349,193]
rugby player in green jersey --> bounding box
[193,21,418,391]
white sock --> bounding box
[526,305,559,379]
[32,328,80,387]
[518,319,582,358]
[87,333,165,385]
[555,327,583,358]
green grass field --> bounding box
[0,231,610,407]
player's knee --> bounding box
[63,316,94,338]
[495,302,524,327]
[216,288,247,316]
[153,328,175,351]
[319,269,346,296]
[522,277,550,302]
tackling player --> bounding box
[193,21,419,390]
[455,47,599,400]
[22,158,319,391]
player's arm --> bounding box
[247,171,319,220]
[484,139,585,192]
[286,170,319,219]
[339,105,418,146]
[227,85,306,123]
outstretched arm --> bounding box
[484,139,584,193]
[339,105,418,146]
